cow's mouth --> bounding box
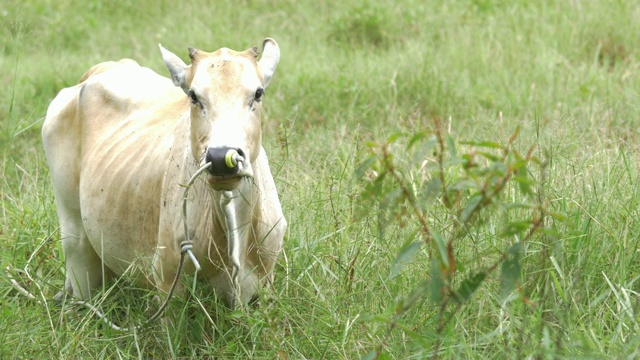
[198,146,252,191]
[206,174,245,191]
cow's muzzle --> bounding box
[205,147,245,176]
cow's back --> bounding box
[43,60,188,281]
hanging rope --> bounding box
[5,161,213,332]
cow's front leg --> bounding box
[152,249,185,296]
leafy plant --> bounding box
[356,117,557,359]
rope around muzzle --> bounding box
[6,150,245,332]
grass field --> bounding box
[2,0,640,358]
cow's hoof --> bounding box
[249,293,260,307]
[145,295,161,317]
[53,290,69,302]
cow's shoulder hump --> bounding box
[79,60,181,110]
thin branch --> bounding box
[381,144,432,245]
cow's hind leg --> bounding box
[55,206,106,300]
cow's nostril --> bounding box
[206,147,243,176]
[224,149,241,168]
[236,148,245,160]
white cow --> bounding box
[42,38,286,307]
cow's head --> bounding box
[159,38,280,190]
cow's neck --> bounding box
[184,161,260,269]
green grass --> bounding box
[2,0,640,358]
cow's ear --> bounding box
[159,44,190,94]
[258,38,280,88]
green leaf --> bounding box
[388,241,422,280]
[476,151,501,162]
[380,188,404,213]
[432,230,449,269]
[192,311,205,342]
[488,160,508,176]
[502,220,532,236]
[528,154,542,164]
[363,172,388,202]
[460,193,483,223]
[449,179,480,191]
[410,134,439,166]
[505,202,535,210]
[499,243,522,302]
[460,140,502,148]
[355,154,380,180]
[359,314,388,323]
[425,177,443,198]
[402,280,430,311]
[510,158,528,171]
[362,351,391,360]
[454,272,487,303]
[514,171,533,184]
[542,227,561,240]
[446,134,457,159]
[230,309,244,319]
[430,258,445,304]
[514,167,534,195]
[549,269,567,303]
[394,321,432,346]
[362,350,378,360]
[407,131,427,150]
[386,132,404,144]
[547,211,567,221]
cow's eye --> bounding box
[254,88,264,102]
[188,90,199,105]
